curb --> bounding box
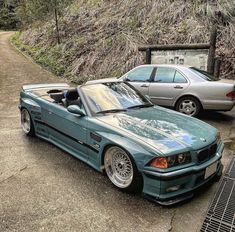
[9,32,69,83]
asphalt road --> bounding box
[0,31,234,232]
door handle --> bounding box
[140,84,149,87]
[48,111,53,115]
[174,85,183,89]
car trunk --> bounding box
[217,78,235,84]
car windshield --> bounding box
[189,67,219,81]
[81,82,152,114]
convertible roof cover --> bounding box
[85,78,122,85]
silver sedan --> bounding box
[120,65,235,117]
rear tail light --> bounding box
[226,91,235,99]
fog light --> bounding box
[166,185,181,192]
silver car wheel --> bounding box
[179,100,197,116]
[21,109,31,134]
[104,146,134,189]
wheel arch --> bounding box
[174,94,203,110]
[100,143,136,171]
[20,97,41,110]
[100,143,114,168]
[100,142,144,193]
[98,135,152,173]
[20,106,36,136]
[19,97,42,132]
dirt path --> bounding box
[0,31,234,232]
[0,31,60,181]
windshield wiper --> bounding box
[96,109,127,114]
[127,103,154,109]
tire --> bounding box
[21,108,35,136]
[104,146,143,193]
[175,96,201,117]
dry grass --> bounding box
[19,0,235,82]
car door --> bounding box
[124,66,154,96]
[148,67,190,106]
[45,103,88,161]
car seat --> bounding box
[62,89,81,107]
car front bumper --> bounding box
[142,143,224,205]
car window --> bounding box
[174,71,187,83]
[189,67,219,81]
[127,67,153,82]
[81,82,150,114]
[154,67,175,83]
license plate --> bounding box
[204,161,218,179]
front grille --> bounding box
[200,156,235,232]
[198,144,217,163]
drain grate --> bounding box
[201,156,235,232]
[225,157,235,180]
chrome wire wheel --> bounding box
[104,146,134,189]
[21,109,31,134]
[178,99,197,116]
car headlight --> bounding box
[177,153,187,164]
[150,152,191,169]
[215,131,221,145]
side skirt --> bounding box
[33,119,102,173]
[36,133,102,173]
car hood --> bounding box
[97,106,217,154]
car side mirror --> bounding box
[67,105,85,116]
[122,75,129,81]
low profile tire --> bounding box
[175,96,201,117]
[21,108,35,136]
[104,146,143,193]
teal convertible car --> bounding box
[19,79,224,205]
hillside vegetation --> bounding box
[0,0,19,29]
[11,0,235,83]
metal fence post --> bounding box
[207,25,217,74]
[214,58,221,79]
[146,48,151,64]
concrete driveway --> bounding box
[0,31,234,232]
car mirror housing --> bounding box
[122,75,128,81]
[67,105,85,116]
